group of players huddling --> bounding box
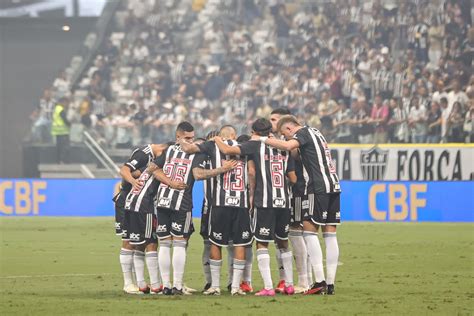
[114,108,341,297]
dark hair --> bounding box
[176,121,194,132]
[440,97,448,104]
[251,118,272,136]
[271,107,291,115]
[237,134,251,143]
[206,130,219,140]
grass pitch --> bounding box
[0,217,472,315]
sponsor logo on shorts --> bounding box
[213,232,223,240]
[336,212,340,219]
[158,198,171,207]
[130,233,140,241]
[273,198,285,207]
[225,196,240,206]
[284,224,289,232]
[302,200,310,210]
[115,222,121,230]
[172,222,182,232]
[322,211,328,219]
[242,231,250,239]
[157,224,167,233]
[259,227,270,236]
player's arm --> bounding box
[178,139,201,154]
[193,160,238,180]
[120,165,141,191]
[247,159,256,209]
[262,137,300,151]
[214,136,242,155]
[286,154,297,184]
[151,152,187,190]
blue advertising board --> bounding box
[0,179,472,222]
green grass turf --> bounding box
[0,218,473,315]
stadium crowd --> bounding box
[30,0,474,147]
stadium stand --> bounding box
[29,0,473,148]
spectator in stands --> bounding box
[333,100,352,143]
[370,95,390,143]
[51,97,71,164]
[388,98,409,143]
[351,100,373,144]
[409,96,428,143]
[448,101,465,142]
[464,104,474,143]
[113,105,134,148]
[31,89,55,143]
[427,101,442,143]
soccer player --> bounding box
[124,160,170,294]
[215,118,297,296]
[262,115,341,295]
[180,125,254,296]
[152,122,237,295]
[199,130,219,291]
[114,143,170,294]
[269,107,294,292]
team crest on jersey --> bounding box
[130,233,140,241]
[259,227,270,236]
[360,146,388,180]
[273,198,285,207]
[158,197,171,207]
[157,224,167,233]
[242,231,250,239]
[225,196,241,206]
[213,232,223,240]
[172,222,182,232]
[302,199,310,210]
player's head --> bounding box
[237,134,251,143]
[176,121,195,143]
[219,125,237,140]
[277,115,302,139]
[251,118,273,136]
[270,108,291,133]
[206,130,219,140]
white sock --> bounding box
[303,231,325,283]
[202,239,212,284]
[243,245,253,283]
[280,248,294,286]
[324,232,339,285]
[275,244,285,281]
[231,259,245,290]
[120,248,134,287]
[227,243,234,286]
[172,240,187,290]
[210,259,222,288]
[133,250,146,288]
[289,229,308,288]
[158,240,172,288]
[307,254,313,285]
[256,248,273,290]
[145,251,160,289]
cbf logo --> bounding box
[360,146,389,180]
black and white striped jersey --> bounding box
[239,141,294,209]
[124,168,159,213]
[293,127,341,194]
[292,156,307,198]
[198,140,249,208]
[202,159,213,215]
[114,144,155,207]
[154,144,206,212]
